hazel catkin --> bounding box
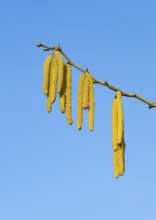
[55,51,65,94]
[65,63,73,125]
[43,54,53,95]
[88,74,95,131]
[117,91,124,146]
[59,65,66,113]
[49,57,58,104]
[77,73,85,130]
[83,72,90,109]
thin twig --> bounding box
[36,42,156,109]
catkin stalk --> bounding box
[55,51,65,94]
[77,74,85,130]
[43,54,53,95]
[65,63,73,125]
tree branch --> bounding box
[36,42,156,109]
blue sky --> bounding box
[0,0,156,219]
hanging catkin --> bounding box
[46,95,52,113]
[43,54,53,95]
[59,65,66,113]
[55,51,65,94]
[112,97,118,151]
[112,92,126,178]
[49,57,58,104]
[88,74,95,131]
[112,97,119,178]
[77,73,85,130]
[118,137,126,176]
[117,91,124,146]
[65,63,73,125]
[83,72,90,109]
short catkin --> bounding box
[43,54,53,95]
[77,73,85,130]
[65,63,73,125]
[55,51,65,94]
[88,74,95,131]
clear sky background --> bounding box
[0,0,156,219]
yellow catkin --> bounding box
[112,98,118,151]
[59,65,66,113]
[88,75,95,131]
[118,138,126,176]
[65,63,73,125]
[46,95,52,113]
[77,73,85,130]
[116,91,124,146]
[49,57,58,104]
[83,72,90,109]
[112,93,126,178]
[113,150,119,178]
[112,97,119,178]
[43,54,53,95]
[55,51,65,94]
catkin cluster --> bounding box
[43,51,73,125]
[112,91,126,178]
[77,72,95,131]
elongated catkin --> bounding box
[83,72,90,109]
[55,51,65,94]
[117,91,124,146]
[46,95,52,113]
[59,65,66,113]
[49,57,58,104]
[113,150,119,178]
[43,54,53,95]
[118,138,126,176]
[88,74,95,131]
[77,73,85,130]
[112,92,126,178]
[112,98,118,151]
[65,63,73,125]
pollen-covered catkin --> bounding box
[46,95,52,113]
[88,75,95,131]
[65,63,73,125]
[59,65,66,113]
[43,54,53,95]
[83,72,90,109]
[77,73,85,130]
[112,97,119,178]
[112,98,118,151]
[117,91,124,146]
[113,150,119,178]
[49,57,58,104]
[118,138,126,176]
[55,51,65,94]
